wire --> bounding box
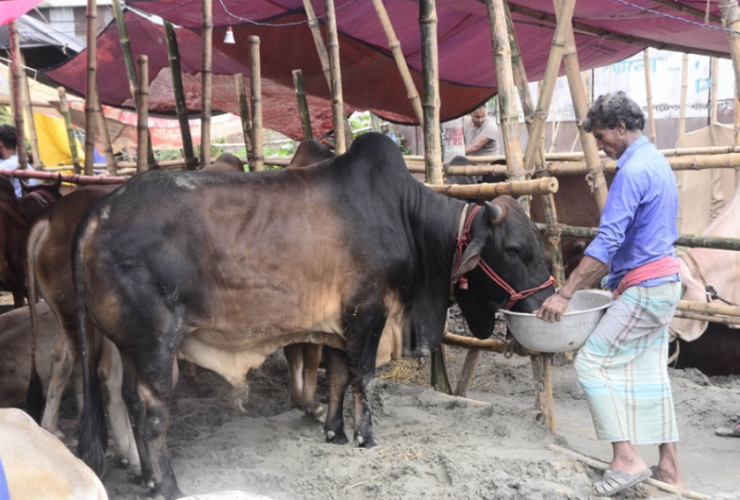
[608,0,740,36]
[216,0,364,27]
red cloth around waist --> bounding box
[614,255,680,298]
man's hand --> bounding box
[535,291,570,323]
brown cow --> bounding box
[0,408,109,500]
[18,176,64,221]
[0,177,27,307]
[202,153,245,172]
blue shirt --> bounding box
[584,135,679,291]
[0,154,35,197]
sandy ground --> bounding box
[50,345,740,499]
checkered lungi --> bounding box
[574,281,681,444]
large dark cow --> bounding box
[0,177,27,307]
[25,184,141,472]
[74,133,554,498]
[201,153,244,172]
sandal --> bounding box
[592,468,652,497]
[715,422,740,438]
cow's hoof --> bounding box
[325,429,349,445]
[356,435,377,448]
[305,404,325,421]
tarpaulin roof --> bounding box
[42,0,733,139]
[0,0,44,27]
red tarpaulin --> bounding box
[43,1,732,140]
[0,0,44,27]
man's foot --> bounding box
[592,469,652,497]
[650,465,686,489]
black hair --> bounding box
[583,91,645,132]
[0,125,17,151]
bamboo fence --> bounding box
[84,0,97,176]
[57,87,81,174]
[426,177,558,199]
[235,73,253,162]
[249,36,264,172]
[19,53,41,168]
[201,0,213,171]
[420,0,443,185]
[323,0,347,155]
[292,70,313,140]
[136,55,149,173]
[164,20,196,170]
[7,21,27,171]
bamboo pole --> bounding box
[531,354,556,434]
[710,57,719,125]
[442,332,509,353]
[136,55,149,173]
[719,0,740,145]
[555,0,608,213]
[504,2,564,286]
[534,222,740,251]
[678,54,689,142]
[674,310,740,326]
[249,37,264,172]
[93,89,117,175]
[8,21,27,171]
[57,87,81,174]
[677,300,740,318]
[0,169,125,185]
[235,73,253,164]
[292,70,313,140]
[322,0,347,154]
[201,0,213,171]
[520,0,576,174]
[370,0,424,125]
[419,0,443,184]
[643,49,657,144]
[454,349,481,397]
[648,0,723,23]
[19,54,41,169]
[426,177,558,199]
[113,0,155,167]
[164,20,197,170]
[84,0,97,176]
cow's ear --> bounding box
[452,239,484,282]
[485,201,506,226]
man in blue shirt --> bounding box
[537,92,684,497]
[0,125,35,197]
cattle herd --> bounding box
[0,133,738,500]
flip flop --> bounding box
[715,423,740,438]
[592,468,652,497]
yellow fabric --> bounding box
[26,112,84,167]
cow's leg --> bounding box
[323,346,349,445]
[41,332,76,438]
[120,361,152,485]
[98,339,141,475]
[301,343,324,419]
[283,343,305,409]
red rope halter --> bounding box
[452,205,555,310]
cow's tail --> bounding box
[73,209,108,477]
[24,218,46,423]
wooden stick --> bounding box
[548,444,711,500]
[164,20,197,170]
[719,0,740,146]
[370,0,424,125]
[555,0,607,213]
[19,54,41,169]
[531,354,556,434]
[249,36,264,172]
[8,21,27,171]
[454,348,481,398]
[234,73,253,167]
[677,299,740,319]
[323,0,347,154]
[710,57,719,125]
[201,0,213,171]
[649,0,722,24]
[430,344,451,395]
[442,332,508,353]
[93,88,117,175]
[113,0,154,166]
[643,49,657,144]
[521,0,575,174]
[84,0,97,176]
[426,177,558,198]
[679,53,689,142]
[674,310,740,326]
[419,0,443,184]
[57,87,81,174]
[0,169,125,185]
[136,55,149,173]
[292,70,313,140]
[534,222,740,251]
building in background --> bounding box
[28,0,114,41]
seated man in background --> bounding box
[0,125,35,197]
[463,105,498,157]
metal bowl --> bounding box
[501,289,614,353]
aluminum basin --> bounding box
[502,289,614,353]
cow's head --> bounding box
[453,196,555,339]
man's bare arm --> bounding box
[536,256,608,322]
[465,136,490,155]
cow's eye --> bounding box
[505,248,519,257]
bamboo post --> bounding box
[454,349,481,397]
[555,0,608,213]
[520,0,576,175]
[710,57,719,125]
[113,0,155,166]
[676,53,689,232]
[302,0,353,147]
[292,70,313,140]
[201,0,213,170]
[19,54,41,169]
[164,20,197,170]
[322,0,347,154]
[370,0,424,125]
[719,0,740,144]
[235,73,253,165]
[93,89,117,175]
[249,37,264,172]
[531,354,556,434]
[84,0,97,176]
[136,55,149,173]
[504,2,564,286]
[419,0,443,184]
[430,345,451,395]
[485,0,525,191]
[644,49,657,144]
[57,88,81,174]
[8,21,27,171]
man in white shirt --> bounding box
[0,125,34,197]
[463,105,499,157]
